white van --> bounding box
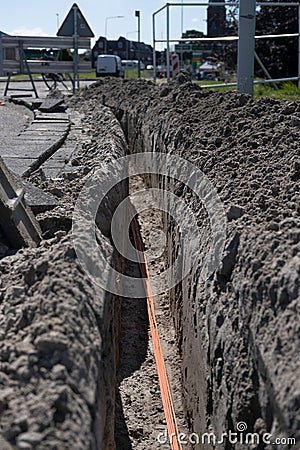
[96,55,124,78]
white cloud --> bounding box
[192,18,199,24]
[7,27,49,37]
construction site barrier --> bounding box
[152,1,300,94]
[0,35,91,97]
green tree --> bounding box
[223,1,298,78]
[181,30,204,39]
[255,1,298,78]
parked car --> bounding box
[96,55,124,78]
[121,60,145,71]
[121,60,138,70]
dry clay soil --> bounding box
[71,76,300,446]
[0,77,299,449]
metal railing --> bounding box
[0,35,91,97]
[152,2,300,94]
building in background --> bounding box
[0,31,9,76]
[92,36,161,68]
[207,0,226,37]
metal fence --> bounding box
[152,1,300,94]
[0,35,91,96]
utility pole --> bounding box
[135,10,141,79]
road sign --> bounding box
[57,4,93,93]
[172,53,179,76]
[57,3,94,38]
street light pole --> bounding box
[56,13,59,31]
[166,4,170,81]
[181,0,183,35]
[181,0,184,69]
[105,15,124,53]
[135,10,141,79]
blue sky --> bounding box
[1,1,209,47]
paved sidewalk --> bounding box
[0,82,88,209]
[0,78,94,177]
[0,107,70,177]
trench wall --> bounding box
[80,77,300,448]
[0,105,128,450]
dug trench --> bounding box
[0,94,188,449]
[0,74,299,450]
[70,75,299,448]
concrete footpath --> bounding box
[0,80,94,178]
[0,81,94,214]
[0,110,70,177]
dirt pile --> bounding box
[0,236,103,449]
[0,104,128,449]
[1,76,299,449]
[71,78,300,447]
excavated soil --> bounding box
[70,76,299,447]
[0,76,299,450]
[0,92,191,449]
[0,104,127,449]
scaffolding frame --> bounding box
[152,1,300,94]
